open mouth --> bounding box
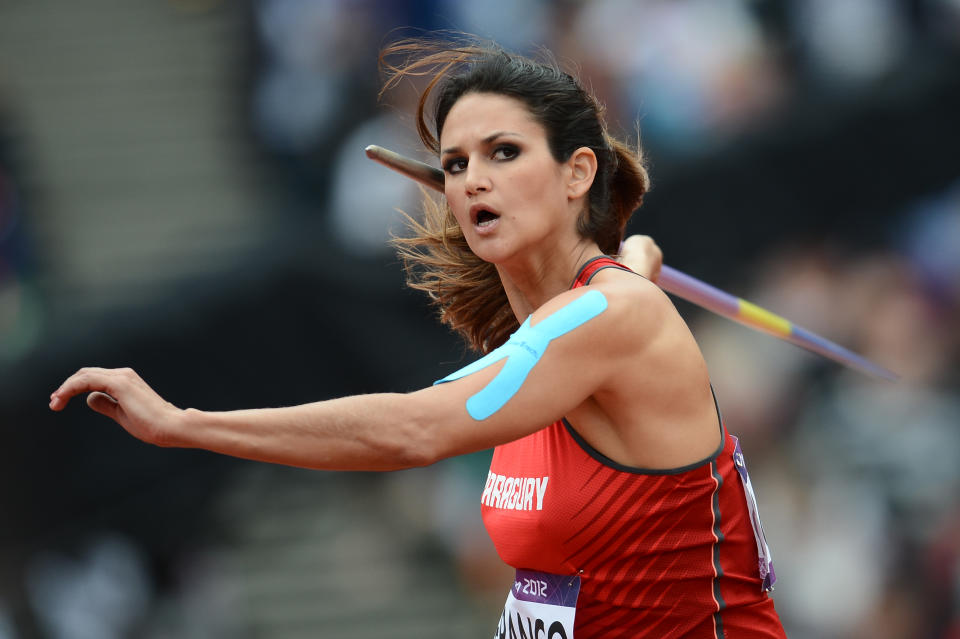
[476,210,499,227]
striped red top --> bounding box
[480,257,786,638]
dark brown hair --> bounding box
[381,35,650,353]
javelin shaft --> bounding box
[657,266,896,380]
[364,145,897,381]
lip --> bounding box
[468,203,501,227]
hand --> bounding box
[618,234,663,282]
[50,367,183,447]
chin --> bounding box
[466,239,516,265]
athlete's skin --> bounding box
[437,289,610,420]
[49,93,717,475]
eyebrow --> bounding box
[441,131,522,155]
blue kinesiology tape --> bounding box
[435,290,608,420]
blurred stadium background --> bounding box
[1,1,958,637]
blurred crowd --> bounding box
[0,103,41,368]
[1,0,959,637]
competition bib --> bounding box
[495,569,581,639]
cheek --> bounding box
[513,171,564,215]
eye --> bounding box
[492,144,519,161]
[443,157,467,175]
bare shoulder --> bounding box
[571,265,709,384]
[531,266,717,469]
[588,266,672,315]
[528,266,676,358]
[575,267,673,334]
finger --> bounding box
[50,367,121,411]
[86,391,120,420]
[651,247,663,283]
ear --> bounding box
[565,147,598,200]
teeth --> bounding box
[475,209,499,227]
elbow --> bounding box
[372,435,436,471]
[386,397,448,469]
[393,444,437,470]
[390,418,443,469]
[360,389,473,471]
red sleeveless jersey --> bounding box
[480,257,786,638]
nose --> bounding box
[464,163,491,196]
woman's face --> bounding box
[439,92,579,265]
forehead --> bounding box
[440,92,544,145]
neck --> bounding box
[497,239,603,321]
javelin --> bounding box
[365,144,897,382]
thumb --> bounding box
[87,391,120,420]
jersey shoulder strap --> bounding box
[571,256,633,289]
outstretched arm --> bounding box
[49,369,439,471]
[50,285,653,472]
